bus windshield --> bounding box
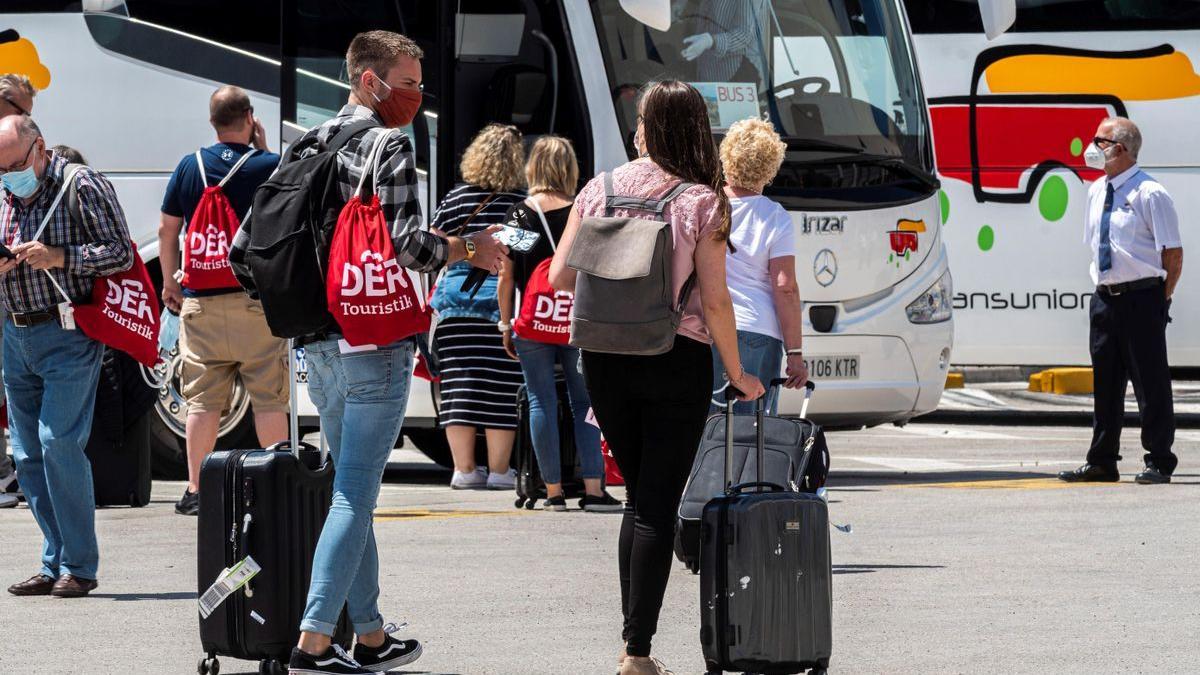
[593,0,930,171]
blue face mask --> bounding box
[1,165,39,199]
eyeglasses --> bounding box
[1,96,29,117]
[0,137,38,174]
[1093,136,1122,149]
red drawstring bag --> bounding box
[181,149,257,290]
[602,439,625,486]
[32,167,161,367]
[512,201,572,345]
[326,132,429,346]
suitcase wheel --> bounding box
[259,659,286,675]
[514,497,526,509]
[197,656,219,675]
[524,498,537,510]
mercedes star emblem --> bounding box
[814,248,837,287]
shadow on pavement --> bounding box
[90,591,196,601]
[383,463,451,485]
[833,564,945,575]
[829,470,1058,488]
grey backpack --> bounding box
[566,172,696,355]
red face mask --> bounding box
[371,73,422,128]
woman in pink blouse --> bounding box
[550,80,764,675]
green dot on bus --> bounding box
[1070,137,1083,157]
[939,189,950,225]
[978,225,995,251]
[1038,175,1069,221]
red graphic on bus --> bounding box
[888,230,919,256]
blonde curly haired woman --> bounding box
[429,124,526,489]
[714,117,808,413]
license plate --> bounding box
[804,354,860,380]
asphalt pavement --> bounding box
[2,423,1199,674]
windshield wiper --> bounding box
[785,138,865,154]
[850,154,940,190]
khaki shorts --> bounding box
[179,293,289,415]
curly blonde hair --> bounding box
[720,118,786,190]
[460,123,525,192]
[526,135,579,197]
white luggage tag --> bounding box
[57,300,76,331]
[198,555,262,619]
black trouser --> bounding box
[1086,283,1177,474]
[582,336,712,658]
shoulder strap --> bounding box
[217,149,259,188]
[604,174,695,218]
[194,150,208,187]
[525,197,556,252]
[449,191,498,237]
[31,163,85,242]
[353,129,395,199]
[327,118,380,154]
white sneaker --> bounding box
[0,470,16,495]
[0,493,17,509]
[450,467,488,490]
[486,468,517,491]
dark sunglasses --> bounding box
[1,96,29,116]
[1093,136,1123,149]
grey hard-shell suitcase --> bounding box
[677,380,828,572]
[699,388,833,675]
[196,342,349,675]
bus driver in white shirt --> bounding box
[1060,117,1184,485]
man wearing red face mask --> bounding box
[239,31,510,675]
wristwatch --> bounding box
[786,349,804,356]
[464,238,477,261]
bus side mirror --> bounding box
[618,0,671,31]
[978,0,1016,40]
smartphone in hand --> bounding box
[492,225,541,253]
[0,243,16,261]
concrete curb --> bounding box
[918,409,1200,428]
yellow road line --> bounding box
[374,508,523,522]
[894,477,1126,490]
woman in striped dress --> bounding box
[429,124,526,490]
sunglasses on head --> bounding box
[1,96,29,116]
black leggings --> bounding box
[582,336,713,658]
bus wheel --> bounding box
[148,348,256,480]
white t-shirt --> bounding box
[725,195,796,341]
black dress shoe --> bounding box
[8,574,57,596]
[1058,463,1120,483]
[1135,464,1171,485]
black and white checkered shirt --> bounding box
[0,152,134,314]
[230,105,446,293]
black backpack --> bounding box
[240,119,377,338]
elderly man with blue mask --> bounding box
[0,114,133,597]
[1060,116,1184,486]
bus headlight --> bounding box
[906,271,953,324]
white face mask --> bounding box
[1083,142,1110,170]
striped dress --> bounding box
[431,183,526,430]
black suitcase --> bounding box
[700,390,833,675]
[196,343,349,675]
[86,348,155,507]
[513,380,589,509]
[676,380,828,573]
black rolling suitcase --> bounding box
[513,380,588,509]
[196,342,348,675]
[699,388,833,675]
[86,348,155,507]
[676,380,828,573]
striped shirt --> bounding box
[1,152,134,313]
[429,183,524,319]
[229,105,448,291]
[694,0,771,83]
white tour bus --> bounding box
[2,0,1003,474]
[904,0,1199,367]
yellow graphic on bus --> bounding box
[0,30,51,90]
[896,219,926,233]
[984,49,1200,101]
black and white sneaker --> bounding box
[289,644,373,674]
[580,491,623,512]
[354,623,423,672]
[543,495,568,512]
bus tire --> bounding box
[149,406,257,480]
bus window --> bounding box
[904,0,1200,33]
[3,1,79,12]
[91,1,280,59]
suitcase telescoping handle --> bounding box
[723,379,816,495]
[264,339,327,464]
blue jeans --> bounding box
[3,317,103,579]
[711,330,784,415]
[299,338,413,636]
[514,338,603,484]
